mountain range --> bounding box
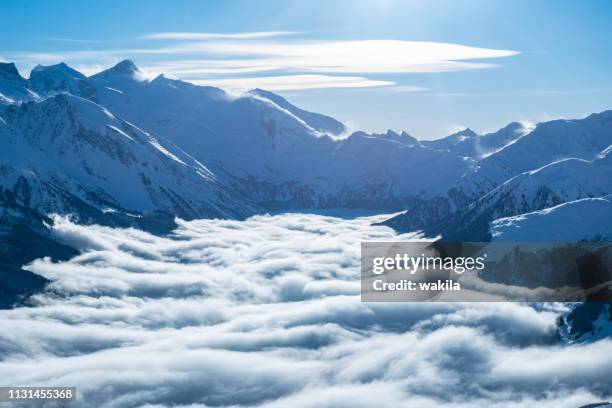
[1,60,611,339]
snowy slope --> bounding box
[421,128,479,153]
[490,197,612,242]
[0,60,545,215]
[402,150,612,240]
[248,88,347,135]
[1,60,478,215]
[0,93,255,221]
[330,131,476,203]
[0,62,39,104]
[559,302,612,344]
[1,59,611,223]
[86,61,478,209]
[29,62,98,101]
[89,61,331,177]
[1,61,96,105]
[421,122,530,159]
[476,111,612,183]
[383,115,612,235]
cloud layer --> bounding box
[8,33,519,91]
[0,213,609,408]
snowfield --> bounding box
[491,196,612,242]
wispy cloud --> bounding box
[41,37,102,44]
[183,40,517,73]
[191,74,395,91]
[420,87,612,98]
[141,31,298,40]
[7,35,519,91]
[388,85,432,93]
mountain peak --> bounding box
[458,128,477,137]
[441,127,478,141]
[113,59,138,73]
[91,59,139,79]
[378,129,419,145]
[586,109,612,124]
[250,88,269,95]
[111,59,139,74]
[400,131,418,142]
[248,88,287,104]
[0,62,23,79]
[30,62,85,79]
[385,129,400,137]
[504,121,524,130]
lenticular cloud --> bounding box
[0,213,611,408]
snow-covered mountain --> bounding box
[10,59,582,219]
[0,92,255,222]
[490,196,612,242]
[0,62,39,104]
[89,62,338,181]
[29,62,97,101]
[400,150,612,241]
[4,59,610,237]
[476,111,612,183]
[79,60,478,210]
[2,60,611,236]
[420,122,530,159]
[248,88,347,135]
[559,302,612,344]
[384,112,612,235]
[1,59,612,318]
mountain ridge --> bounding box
[1,60,612,328]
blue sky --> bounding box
[1,0,611,138]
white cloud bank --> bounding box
[1,213,607,408]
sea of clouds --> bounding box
[0,213,611,408]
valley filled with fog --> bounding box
[2,1,612,405]
[1,213,611,408]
